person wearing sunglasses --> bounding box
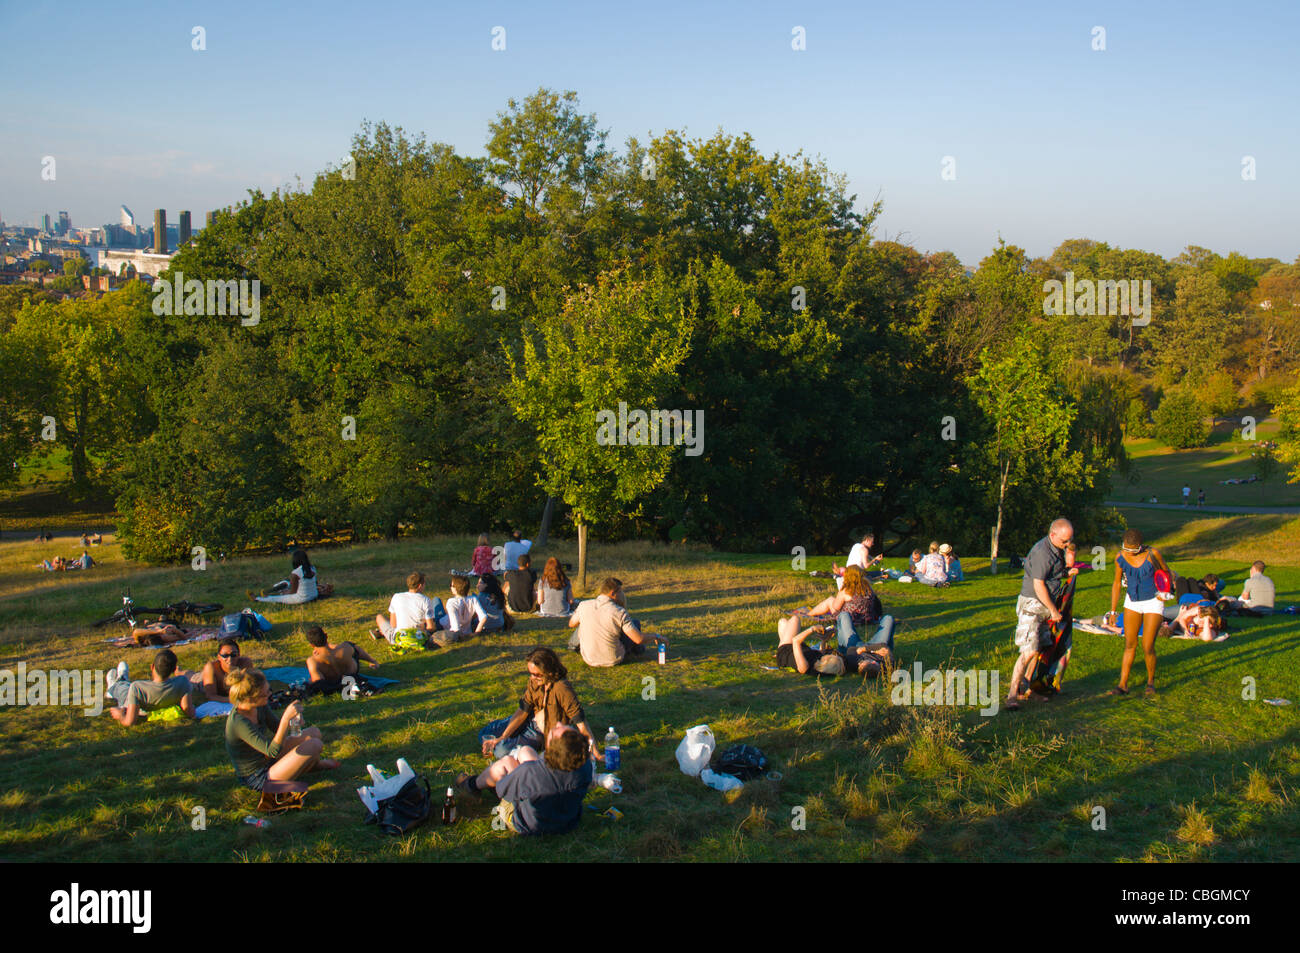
[478,647,601,762]
[200,637,254,702]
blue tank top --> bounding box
[1120,552,1157,600]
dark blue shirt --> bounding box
[1019,535,1067,604]
[496,759,593,835]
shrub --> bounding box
[1201,370,1240,418]
[1153,390,1210,449]
[1125,398,1152,437]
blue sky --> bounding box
[3,0,1296,265]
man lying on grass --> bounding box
[106,649,200,726]
[775,613,893,678]
[305,625,380,694]
[456,723,594,836]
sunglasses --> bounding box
[219,653,239,659]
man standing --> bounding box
[1007,518,1074,711]
[1182,484,1191,506]
[567,577,666,667]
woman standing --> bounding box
[1107,529,1172,697]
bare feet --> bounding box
[313,758,341,771]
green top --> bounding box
[225,706,282,781]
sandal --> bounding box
[1003,696,1022,711]
[1144,684,1157,697]
[1107,686,1129,696]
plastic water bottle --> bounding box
[243,816,270,828]
[658,641,666,665]
[289,714,303,734]
[604,727,620,772]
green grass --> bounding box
[2,531,1298,862]
[1113,416,1300,508]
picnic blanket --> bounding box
[260,666,399,691]
[103,627,222,649]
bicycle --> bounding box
[92,591,224,628]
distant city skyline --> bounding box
[3,0,1298,266]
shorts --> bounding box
[1014,596,1051,653]
[1123,595,1166,616]
[241,766,270,791]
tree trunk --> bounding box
[577,521,589,595]
[536,496,555,548]
[990,464,1009,573]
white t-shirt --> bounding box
[846,543,870,569]
[389,591,436,630]
[293,565,318,601]
[445,595,486,633]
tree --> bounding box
[1154,272,1231,385]
[505,268,692,590]
[1275,383,1300,484]
[63,258,88,278]
[969,334,1076,568]
[1152,389,1210,449]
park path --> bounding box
[1106,500,1300,515]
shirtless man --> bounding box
[200,637,254,701]
[304,625,379,693]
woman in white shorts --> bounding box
[1107,529,1171,698]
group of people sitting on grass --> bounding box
[830,533,962,587]
[776,565,896,677]
[37,551,94,572]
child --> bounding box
[471,534,495,576]
[445,575,487,639]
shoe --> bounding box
[368,628,384,641]
[455,772,479,798]
[116,660,128,680]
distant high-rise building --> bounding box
[42,214,52,233]
[120,205,135,227]
[153,209,167,254]
[58,211,71,235]
[179,210,192,246]
[206,210,217,227]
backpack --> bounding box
[391,629,427,654]
[220,609,271,640]
[713,744,769,781]
[364,776,432,836]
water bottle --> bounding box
[604,727,620,772]
[243,816,270,828]
[441,787,457,825]
[289,713,303,735]
[658,640,666,665]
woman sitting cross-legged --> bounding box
[224,667,339,812]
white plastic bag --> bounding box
[700,768,743,792]
[675,724,715,777]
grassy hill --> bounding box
[1114,416,1300,509]
[2,530,1297,863]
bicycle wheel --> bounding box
[166,601,223,621]
[91,609,130,628]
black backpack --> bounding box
[364,776,432,836]
[713,744,769,781]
